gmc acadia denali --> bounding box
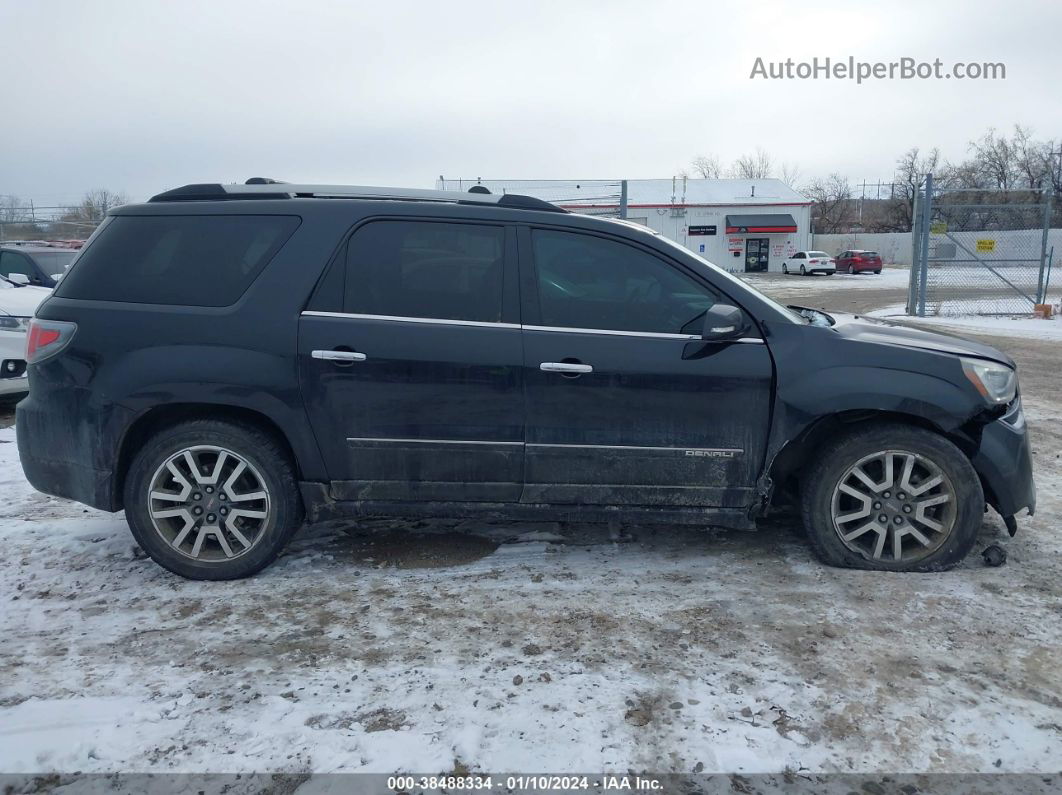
[16,181,1035,579]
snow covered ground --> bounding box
[741,267,912,291]
[2,411,1061,782]
[869,304,1062,341]
[2,271,1061,785]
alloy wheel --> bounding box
[830,449,956,563]
[147,445,271,561]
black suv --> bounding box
[16,181,1035,579]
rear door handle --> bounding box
[312,349,367,362]
[540,361,593,374]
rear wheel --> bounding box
[800,424,983,571]
[124,419,303,580]
[874,269,882,274]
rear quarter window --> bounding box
[56,214,300,306]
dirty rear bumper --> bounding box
[16,388,125,512]
[972,399,1036,521]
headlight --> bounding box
[962,357,1017,405]
[0,315,31,332]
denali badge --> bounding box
[685,449,741,458]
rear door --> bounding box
[518,226,774,508]
[299,218,524,502]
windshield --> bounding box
[807,251,831,258]
[654,235,806,324]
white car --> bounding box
[0,276,52,400]
[781,250,836,276]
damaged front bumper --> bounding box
[972,398,1036,529]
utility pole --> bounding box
[619,180,628,219]
[1053,144,1062,208]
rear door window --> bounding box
[55,215,300,306]
[343,220,505,323]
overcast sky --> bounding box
[2,0,1059,205]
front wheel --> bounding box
[124,419,304,580]
[800,424,983,571]
[800,265,806,276]
[782,264,789,274]
[848,265,856,274]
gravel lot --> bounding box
[1,269,1059,785]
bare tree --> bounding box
[0,195,28,224]
[77,189,129,222]
[968,128,1017,192]
[690,155,722,179]
[1011,125,1053,193]
[879,147,944,231]
[804,175,854,233]
[728,148,774,180]
[52,189,128,238]
[779,161,801,188]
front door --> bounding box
[299,219,524,502]
[744,238,769,272]
[519,226,774,508]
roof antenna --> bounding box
[468,185,491,194]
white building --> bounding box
[435,177,812,274]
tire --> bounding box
[782,264,789,274]
[800,423,983,572]
[800,265,806,276]
[848,265,856,274]
[874,269,882,275]
[123,419,303,580]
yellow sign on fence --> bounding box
[976,239,996,253]
[930,221,947,234]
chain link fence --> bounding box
[908,175,1056,316]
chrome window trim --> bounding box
[303,311,519,329]
[523,324,701,340]
[300,311,763,342]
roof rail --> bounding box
[148,182,567,213]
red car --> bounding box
[835,249,882,274]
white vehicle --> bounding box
[0,276,51,401]
[781,250,836,276]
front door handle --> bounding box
[540,361,593,374]
[312,349,367,362]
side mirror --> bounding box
[701,303,748,341]
[7,273,30,285]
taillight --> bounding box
[26,319,77,363]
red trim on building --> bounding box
[725,225,798,234]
